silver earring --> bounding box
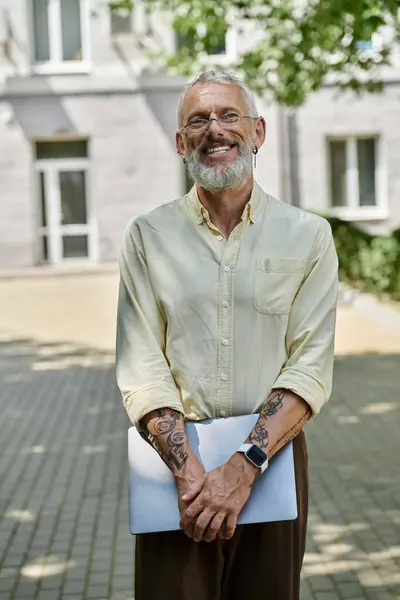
[252,146,258,168]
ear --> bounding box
[253,116,266,150]
[176,131,186,159]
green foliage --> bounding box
[325,217,400,299]
[109,0,134,13]
[109,0,400,106]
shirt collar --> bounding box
[186,182,265,226]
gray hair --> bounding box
[177,70,258,127]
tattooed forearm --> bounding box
[247,389,286,450]
[140,408,189,472]
[246,389,311,457]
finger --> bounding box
[204,512,226,543]
[192,509,215,542]
[217,518,227,539]
[180,498,204,533]
[224,514,237,540]
[183,514,197,540]
[182,474,207,502]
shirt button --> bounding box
[217,235,223,241]
[221,373,228,381]
[222,338,229,346]
[220,410,227,417]
[222,301,229,308]
[224,266,230,272]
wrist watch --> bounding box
[237,444,269,474]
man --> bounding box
[116,70,338,600]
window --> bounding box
[327,136,387,220]
[32,0,90,71]
[35,140,97,264]
[110,8,133,35]
[175,22,236,64]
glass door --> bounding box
[35,140,96,265]
[59,169,89,259]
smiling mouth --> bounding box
[205,144,236,156]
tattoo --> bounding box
[168,429,186,447]
[247,391,311,457]
[142,409,189,471]
[261,389,285,417]
[153,408,179,435]
[140,428,164,456]
[248,421,269,448]
[167,430,189,469]
[247,390,286,450]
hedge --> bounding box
[323,217,400,300]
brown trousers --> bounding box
[135,431,308,600]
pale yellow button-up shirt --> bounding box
[116,183,338,427]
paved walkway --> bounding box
[0,273,399,600]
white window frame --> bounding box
[34,143,98,265]
[326,134,388,221]
[31,0,92,75]
[201,27,238,66]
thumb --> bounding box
[182,474,206,502]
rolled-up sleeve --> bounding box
[115,219,184,426]
[271,218,339,415]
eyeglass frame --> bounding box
[179,113,259,134]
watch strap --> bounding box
[238,444,252,453]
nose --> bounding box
[208,117,224,134]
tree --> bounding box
[110,0,400,106]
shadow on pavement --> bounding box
[0,337,399,600]
[302,354,400,600]
[0,335,133,600]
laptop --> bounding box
[128,413,297,535]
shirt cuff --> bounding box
[123,384,184,428]
[271,367,329,416]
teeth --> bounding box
[207,146,231,155]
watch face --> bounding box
[247,445,268,467]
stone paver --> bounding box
[0,272,399,600]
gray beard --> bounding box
[185,141,253,191]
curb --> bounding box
[339,282,400,334]
[0,263,119,280]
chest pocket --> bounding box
[254,257,307,315]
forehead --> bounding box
[181,82,248,121]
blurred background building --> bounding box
[0,0,399,270]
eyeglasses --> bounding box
[180,112,257,133]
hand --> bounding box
[175,457,207,523]
[180,453,257,543]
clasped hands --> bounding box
[176,452,258,543]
